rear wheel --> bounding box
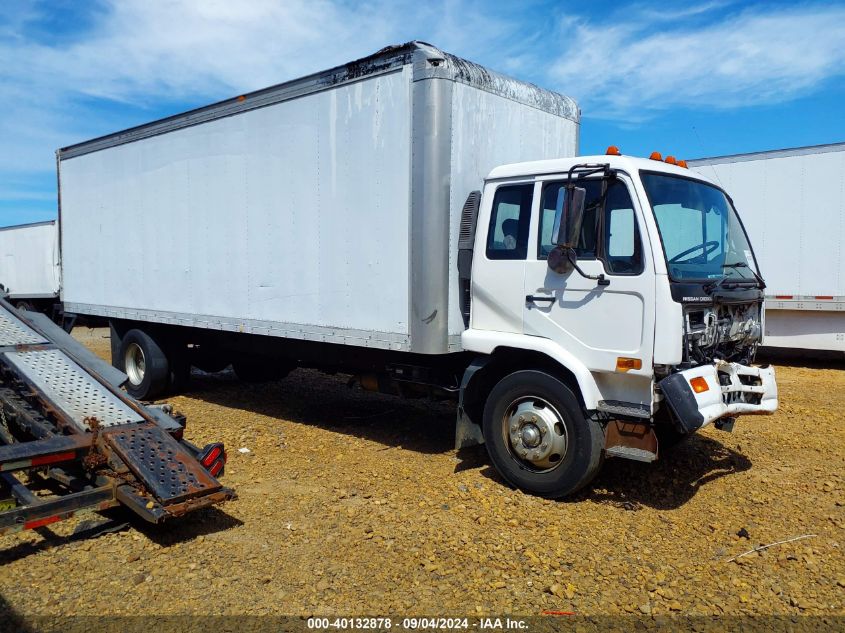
[482,370,604,498]
[118,329,169,400]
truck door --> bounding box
[471,182,535,335]
[522,175,656,404]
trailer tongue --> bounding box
[0,298,234,535]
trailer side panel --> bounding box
[61,67,414,350]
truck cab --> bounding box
[458,150,778,497]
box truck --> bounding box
[0,220,60,312]
[689,142,845,354]
[56,42,777,497]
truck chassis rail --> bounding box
[0,298,234,536]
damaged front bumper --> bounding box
[658,361,778,434]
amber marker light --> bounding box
[677,160,688,168]
[649,151,663,161]
[665,156,677,165]
[616,357,642,372]
[606,145,621,155]
[689,376,709,393]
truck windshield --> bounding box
[641,172,758,281]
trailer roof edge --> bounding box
[688,141,845,166]
[0,220,56,232]
[57,41,579,160]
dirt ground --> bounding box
[0,328,843,622]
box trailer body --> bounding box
[689,143,845,353]
[0,220,60,309]
[58,42,578,355]
[57,43,778,498]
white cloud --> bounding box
[549,3,845,118]
[0,0,519,175]
[1,0,844,215]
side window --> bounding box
[486,184,533,260]
[538,180,602,259]
[603,181,643,274]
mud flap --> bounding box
[604,420,658,462]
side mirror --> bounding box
[552,185,586,247]
[548,186,586,274]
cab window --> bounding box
[539,180,602,259]
[538,178,643,275]
[486,184,533,260]
[604,181,643,274]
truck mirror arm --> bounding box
[569,252,610,286]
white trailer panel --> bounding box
[58,42,579,353]
[689,143,845,352]
[60,68,413,343]
[0,221,60,300]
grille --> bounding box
[3,349,143,429]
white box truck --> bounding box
[57,42,777,497]
[0,220,60,312]
[689,142,845,354]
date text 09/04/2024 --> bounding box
[306,617,534,630]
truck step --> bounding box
[605,446,658,463]
[596,400,651,419]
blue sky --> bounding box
[1,0,844,227]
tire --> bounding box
[482,370,604,498]
[118,329,170,400]
[232,354,293,383]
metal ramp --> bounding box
[0,298,234,535]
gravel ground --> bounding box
[0,328,843,621]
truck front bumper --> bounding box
[658,362,778,434]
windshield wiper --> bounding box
[722,262,766,289]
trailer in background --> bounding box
[0,220,60,313]
[689,142,845,355]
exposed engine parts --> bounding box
[683,301,762,365]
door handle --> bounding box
[526,294,555,304]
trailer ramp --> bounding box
[0,299,234,535]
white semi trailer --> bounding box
[57,42,778,497]
[689,143,845,354]
[0,220,60,312]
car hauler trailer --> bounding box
[0,297,233,535]
[57,43,777,498]
[689,142,845,354]
[0,221,60,313]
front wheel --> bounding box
[482,370,604,498]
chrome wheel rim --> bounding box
[124,342,146,386]
[502,396,568,472]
